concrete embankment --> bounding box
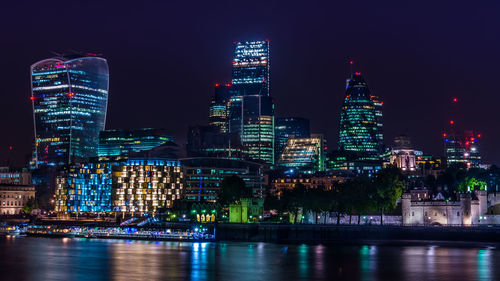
[215,224,500,244]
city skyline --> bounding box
[1,1,500,166]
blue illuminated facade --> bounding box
[31,54,109,167]
[55,158,184,213]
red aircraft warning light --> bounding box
[450,120,454,125]
[30,96,36,100]
[443,133,447,137]
[453,97,458,102]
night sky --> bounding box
[1,1,499,166]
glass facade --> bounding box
[98,128,173,157]
[274,117,310,162]
[181,157,265,202]
[55,159,183,214]
[278,134,326,174]
[444,131,481,168]
[232,41,269,96]
[209,83,233,133]
[31,55,109,167]
[338,73,382,161]
[229,41,275,164]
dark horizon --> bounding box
[1,1,500,167]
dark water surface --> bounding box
[0,236,499,281]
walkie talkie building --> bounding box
[31,54,109,167]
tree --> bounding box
[458,177,487,192]
[22,197,38,215]
[280,183,306,223]
[218,175,252,206]
[371,166,406,225]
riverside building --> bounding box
[0,185,36,215]
[55,158,183,215]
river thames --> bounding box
[0,237,498,280]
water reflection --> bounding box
[0,237,499,280]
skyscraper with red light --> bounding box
[209,83,233,133]
[338,73,383,161]
[229,40,274,165]
[443,98,481,168]
[31,53,109,167]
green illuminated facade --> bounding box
[98,128,173,157]
[338,73,382,161]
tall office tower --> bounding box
[229,40,274,164]
[338,73,382,161]
[278,134,326,174]
[31,53,109,167]
[274,117,310,162]
[444,131,481,168]
[209,83,232,133]
[98,128,173,157]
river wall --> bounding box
[215,224,500,244]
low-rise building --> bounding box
[402,190,487,226]
[271,174,344,197]
[0,184,36,215]
[229,198,264,223]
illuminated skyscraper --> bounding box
[209,83,232,133]
[444,131,481,168]
[275,117,310,162]
[31,53,109,167]
[229,40,274,164]
[338,73,382,161]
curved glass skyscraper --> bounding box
[31,54,109,167]
[338,73,382,161]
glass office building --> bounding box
[338,73,382,161]
[229,41,274,164]
[232,41,269,96]
[98,128,173,157]
[55,158,183,214]
[31,54,109,167]
[209,83,233,133]
[444,131,481,168]
[181,157,265,202]
[275,117,310,162]
[278,134,326,174]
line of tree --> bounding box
[265,166,406,225]
[423,164,500,199]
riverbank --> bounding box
[215,224,500,244]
